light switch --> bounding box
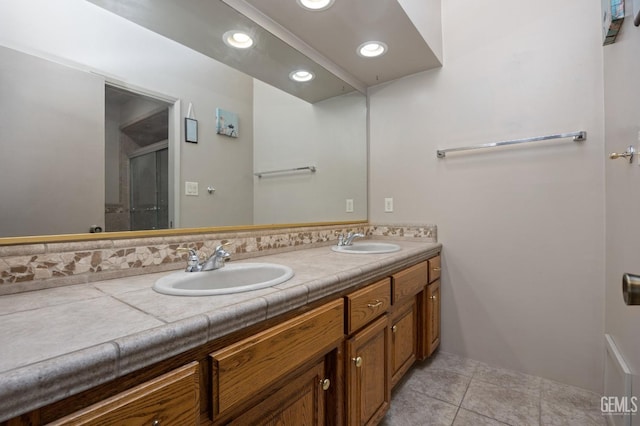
[346,199,354,213]
[384,198,394,212]
[185,181,199,196]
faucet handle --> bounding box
[177,247,201,272]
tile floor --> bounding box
[381,351,608,426]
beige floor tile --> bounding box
[473,362,542,397]
[461,379,540,426]
[424,350,479,377]
[540,399,608,426]
[453,408,510,426]
[541,378,602,412]
[382,388,458,426]
[404,365,471,405]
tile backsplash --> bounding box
[0,223,436,295]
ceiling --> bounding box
[88,0,441,102]
[241,0,442,87]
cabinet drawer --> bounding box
[210,299,344,418]
[345,278,391,334]
[392,261,428,304]
[49,362,200,425]
[428,255,441,283]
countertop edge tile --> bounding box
[0,342,118,422]
[263,285,309,319]
[0,240,442,421]
[114,314,209,376]
[206,297,268,342]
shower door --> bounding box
[129,148,168,231]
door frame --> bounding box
[104,80,181,229]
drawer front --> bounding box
[392,261,428,304]
[345,278,391,334]
[210,299,344,418]
[428,255,441,283]
[49,362,200,426]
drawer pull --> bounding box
[391,325,398,333]
[352,356,363,368]
[367,300,383,308]
[432,267,441,272]
[320,378,331,391]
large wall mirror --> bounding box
[0,0,367,240]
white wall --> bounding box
[0,46,105,237]
[0,0,254,229]
[369,0,605,391]
[603,12,640,423]
[253,80,367,224]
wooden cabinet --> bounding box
[391,261,428,305]
[210,299,344,422]
[227,359,328,426]
[6,253,442,426]
[390,299,417,388]
[48,362,200,426]
[424,279,441,358]
[345,278,391,334]
[419,255,442,359]
[346,315,390,426]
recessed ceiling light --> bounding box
[289,70,315,82]
[222,30,254,49]
[357,41,388,58]
[297,0,334,11]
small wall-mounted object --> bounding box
[89,225,103,233]
[185,117,198,143]
[207,186,216,194]
[609,145,635,163]
[622,273,640,305]
[216,108,238,138]
[602,0,625,45]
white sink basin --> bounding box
[331,242,401,254]
[153,263,294,296]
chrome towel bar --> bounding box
[254,165,317,178]
[436,131,586,158]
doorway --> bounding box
[104,85,174,231]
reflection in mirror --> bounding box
[0,0,367,240]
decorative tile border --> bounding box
[0,224,436,295]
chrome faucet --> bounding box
[177,245,231,272]
[338,232,365,246]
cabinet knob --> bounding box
[352,356,363,368]
[391,325,398,333]
[152,420,160,426]
[367,300,382,308]
[430,295,437,300]
[320,378,331,391]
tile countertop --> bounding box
[0,239,441,421]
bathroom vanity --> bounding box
[0,240,441,425]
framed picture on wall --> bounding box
[185,117,198,143]
[216,108,238,138]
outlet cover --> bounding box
[185,181,199,196]
[346,199,354,213]
[384,198,393,212]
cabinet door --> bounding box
[346,315,390,426]
[48,362,199,426]
[390,299,417,388]
[428,255,441,284]
[228,359,328,426]
[210,299,343,419]
[425,280,441,357]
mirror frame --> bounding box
[0,220,368,246]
